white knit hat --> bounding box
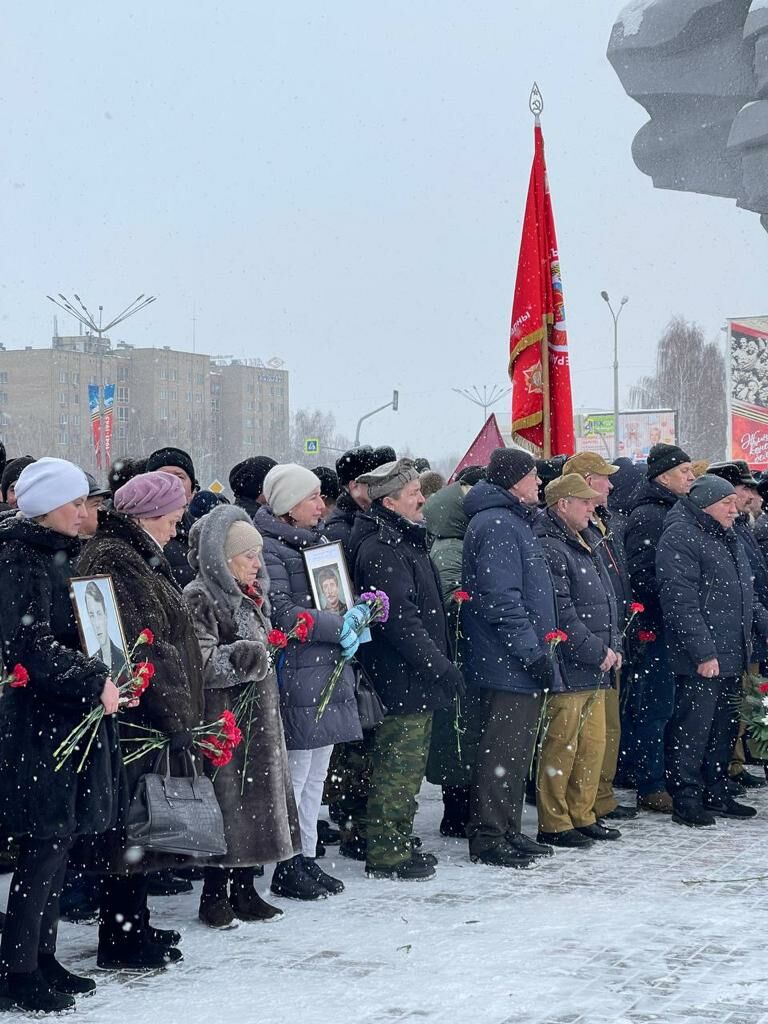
[16,458,89,518]
[263,463,321,517]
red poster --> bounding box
[730,319,768,468]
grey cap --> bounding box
[357,458,419,500]
[688,474,736,510]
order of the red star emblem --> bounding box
[523,360,543,395]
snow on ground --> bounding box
[8,782,768,1024]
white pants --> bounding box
[287,745,334,857]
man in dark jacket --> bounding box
[462,448,560,868]
[325,446,382,563]
[145,446,199,588]
[707,460,768,790]
[657,474,768,826]
[563,451,636,822]
[229,456,277,520]
[535,474,623,847]
[624,443,694,812]
[351,458,462,881]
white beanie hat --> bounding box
[16,457,89,518]
[263,463,321,517]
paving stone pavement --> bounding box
[6,781,768,1024]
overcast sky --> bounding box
[2,1,766,462]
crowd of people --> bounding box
[0,437,764,1012]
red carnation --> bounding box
[268,630,289,649]
[295,622,310,643]
[136,661,155,680]
[638,630,657,644]
[219,710,243,746]
[202,737,234,768]
[453,590,471,604]
[759,682,768,695]
[630,602,645,615]
[297,611,315,629]
[139,628,155,645]
[545,630,568,644]
[9,664,29,688]
[132,675,151,697]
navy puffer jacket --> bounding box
[254,507,361,750]
[461,481,563,694]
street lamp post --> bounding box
[354,390,399,446]
[600,291,629,459]
[452,384,512,423]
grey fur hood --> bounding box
[187,504,271,616]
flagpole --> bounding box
[530,83,552,458]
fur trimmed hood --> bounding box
[187,504,271,616]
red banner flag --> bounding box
[449,413,507,482]
[508,122,575,456]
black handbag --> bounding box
[354,666,386,731]
[126,748,227,857]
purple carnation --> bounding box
[359,589,390,625]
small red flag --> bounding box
[508,123,575,456]
[449,414,506,482]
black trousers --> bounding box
[666,673,741,807]
[98,875,150,954]
[1,835,74,973]
[467,690,542,855]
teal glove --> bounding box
[339,621,361,658]
[343,605,370,634]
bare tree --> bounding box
[629,316,727,460]
[283,408,352,467]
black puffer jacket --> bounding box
[588,507,633,630]
[656,498,768,676]
[324,491,360,565]
[535,509,621,691]
[351,503,454,715]
[0,516,120,840]
[254,507,361,750]
[163,510,195,589]
[625,478,679,633]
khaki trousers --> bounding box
[538,690,607,833]
[594,676,621,817]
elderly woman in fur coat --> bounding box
[184,505,301,928]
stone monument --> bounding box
[608,0,768,230]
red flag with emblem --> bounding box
[508,122,574,456]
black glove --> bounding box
[169,730,194,752]
[438,664,466,701]
[527,653,555,689]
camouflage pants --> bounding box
[364,712,432,869]
[327,735,376,841]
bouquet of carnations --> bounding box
[315,590,390,721]
[736,675,768,760]
[120,709,243,767]
[53,628,156,773]
[230,610,314,792]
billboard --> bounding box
[728,317,768,468]
[575,410,677,463]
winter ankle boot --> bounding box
[439,785,470,837]
[270,855,327,901]
[198,894,238,929]
[301,856,344,894]
[141,908,181,947]
[230,868,283,921]
[38,953,96,994]
[7,969,75,1012]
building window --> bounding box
[58,430,68,445]
[73,392,79,405]
[160,367,168,380]
[185,391,192,403]
[71,414,80,428]
[72,372,79,385]
[59,392,67,405]
[195,393,202,404]
[160,407,168,421]
[0,373,7,385]
[59,414,67,426]
[170,369,177,381]
[169,391,177,402]
[159,390,167,400]
[0,393,7,405]
[58,370,67,384]
[117,365,128,381]
[117,386,129,402]
[117,407,128,422]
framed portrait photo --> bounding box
[303,541,355,616]
[70,575,131,682]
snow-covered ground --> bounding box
[11,782,768,1024]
